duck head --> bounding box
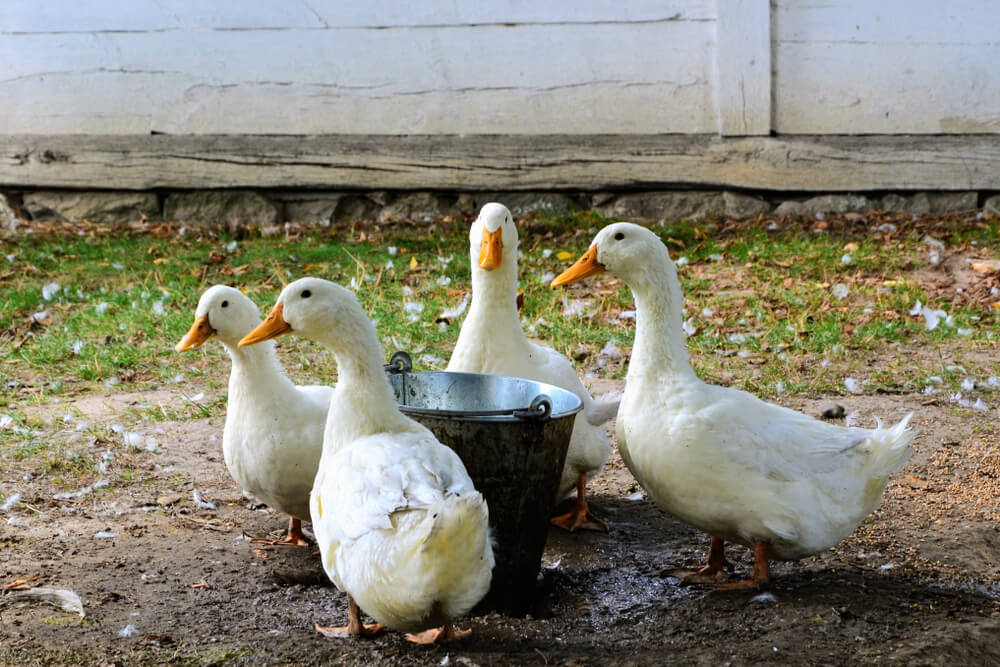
[550,222,669,289]
[238,277,366,349]
[471,202,517,272]
[175,285,261,351]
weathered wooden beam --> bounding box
[2,134,999,192]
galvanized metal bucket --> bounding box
[385,352,582,615]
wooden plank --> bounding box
[714,0,771,135]
[0,2,321,32]
[1,1,714,33]
[306,1,717,28]
[774,42,1000,134]
[773,1,1000,134]
[2,134,999,192]
[774,0,994,43]
[1,22,715,134]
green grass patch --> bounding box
[1,212,997,415]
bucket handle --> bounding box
[384,350,552,421]
[512,394,552,420]
[384,350,413,374]
[397,394,553,421]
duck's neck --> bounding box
[627,260,698,386]
[463,263,526,341]
[221,339,297,398]
[315,315,416,454]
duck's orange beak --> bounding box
[239,302,292,347]
[478,227,503,271]
[175,314,216,352]
[551,244,605,287]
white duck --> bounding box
[239,277,493,644]
[552,223,915,588]
[175,285,330,546]
[447,202,614,532]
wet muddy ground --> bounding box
[2,379,999,666]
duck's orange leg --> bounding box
[406,623,473,645]
[277,517,310,546]
[697,536,727,576]
[251,517,310,547]
[711,541,771,591]
[667,535,730,583]
[550,473,609,533]
[315,596,385,639]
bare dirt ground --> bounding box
[2,377,999,666]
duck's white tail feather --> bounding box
[409,492,494,624]
[419,493,494,569]
[586,391,622,426]
[864,412,915,479]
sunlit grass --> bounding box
[1,211,997,418]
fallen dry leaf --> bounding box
[156,494,182,507]
[220,264,249,276]
[3,575,46,591]
[137,634,174,646]
[902,475,941,492]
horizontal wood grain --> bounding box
[1,21,715,135]
[3,134,998,191]
[1,0,714,32]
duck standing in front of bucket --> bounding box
[240,277,494,644]
[448,202,616,532]
[551,223,915,589]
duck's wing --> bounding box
[318,432,475,544]
[707,388,875,481]
[585,390,621,426]
[525,340,600,405]
[294,384,334,406]
[526,341,625,428]
[296,383,332,395]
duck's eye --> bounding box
[301,289,312,299]
[614,232,625,241]
[221,300,228,308]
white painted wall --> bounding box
[773,1,1000,134]
[0,1,718,135]
[1,1,997,136]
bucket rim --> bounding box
[388,369,584,422]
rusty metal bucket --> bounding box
[385,352,582,615]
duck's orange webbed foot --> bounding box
[405,624,472,645]
[316,596,385,640]
[663,536,731,583]
[315,622,385,639]
[551,473,609,533]
[250,517,311,547]
[708,541,771,592]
